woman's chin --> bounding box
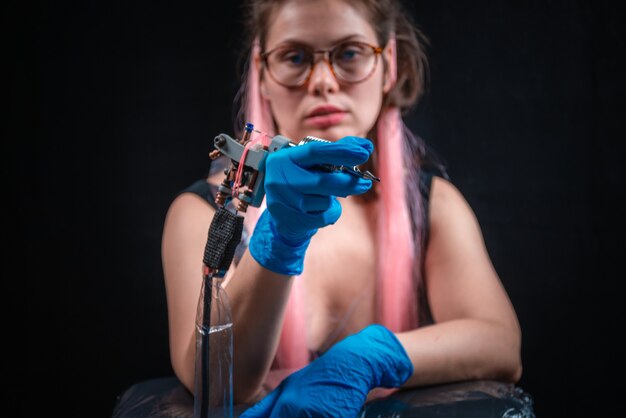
[302,126,366,142]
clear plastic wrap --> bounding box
[360,380,536,418]
[112,377,535,417]
[193,275,233,418]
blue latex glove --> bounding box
[240,324,413,418]
[249,136,374,275]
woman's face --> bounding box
[259,0,392,142]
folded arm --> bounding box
[396,176,522,387]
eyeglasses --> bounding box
[261,41,383,88]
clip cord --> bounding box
[198,197,245,418]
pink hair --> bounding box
[376,107,418,332]
[243,36,418,370]
[376,35,418,332]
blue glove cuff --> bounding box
[249,210,312,275]
[365,324,414,388]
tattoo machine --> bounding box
[208,122,380,214]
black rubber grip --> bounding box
[203,207,244,271]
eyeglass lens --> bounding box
[265,42,379,86]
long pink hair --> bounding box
[376,35,419,332]
[244,37,419,370]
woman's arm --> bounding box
[162,192,293,403]
[163,137,374,403]
[396,176,522,387]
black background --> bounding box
[11,1,624,417]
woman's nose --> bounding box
[307,55,340,96]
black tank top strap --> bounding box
[416,164,446,327]
[418,167,439,247]
[177,179,220,210]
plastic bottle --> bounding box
[194,274,233,418]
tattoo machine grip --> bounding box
[203,207,244,271]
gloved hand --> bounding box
[249,136,374,275]
[240,324,413,418]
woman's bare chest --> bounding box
[299,199,377,351]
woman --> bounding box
[162,0,523,416]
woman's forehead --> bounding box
[264,0,376,49]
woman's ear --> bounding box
[260,81,270,99]
[383,35,397,94]
[255,55,270,99]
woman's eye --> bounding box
[282,49,307,65]
[336,45,364,62]
[341,50,357,60]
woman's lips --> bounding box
[304,106,347,128]
[305,111,347,128]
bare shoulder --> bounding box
[162,185,219,289]
[168,189,215,220]
[429,176,478,227]
[163,186,217,242]
[427,176,487,259]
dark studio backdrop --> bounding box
[12,1,623,417]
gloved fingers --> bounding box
[305,171,372,197]
[239,385,283,418]
[272,161,372,197]
[335,135,375,152]
[286,136,373,168]
[292,194,334,213]
[268,199,342,231]
[301,198,342,227]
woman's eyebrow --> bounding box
[271,34,369,49]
